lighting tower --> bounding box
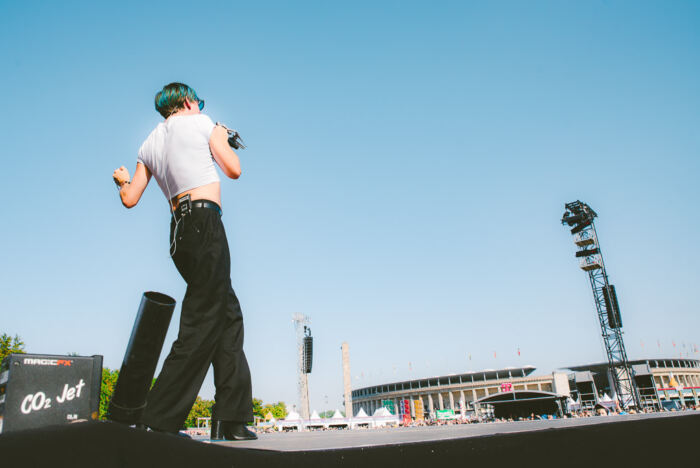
[292,313,312,419]
[561,201,641,409]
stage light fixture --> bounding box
[575,248,600,258]
[570,219,593,235]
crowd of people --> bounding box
[258,402,699,433]
[399,402,699,427]
[416,401,698,424]
[186,402,698,436]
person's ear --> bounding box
[184,99,192,110]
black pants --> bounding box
[141,204,253,432]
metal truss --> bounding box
[562,201,641,409]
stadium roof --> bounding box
[563,358,700,374]
[474,390,563,405]
[352,366,536,398]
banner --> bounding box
[381,399,395,414]
[436,409,455,420]
[413,399,424,420]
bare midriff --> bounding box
[170,181,221,211]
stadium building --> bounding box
[351,358,700,418]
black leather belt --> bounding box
[174,199,222,220]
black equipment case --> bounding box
[0,353,103,433]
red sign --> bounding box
[500,382,513,392]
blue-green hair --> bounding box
[154,82,200,118]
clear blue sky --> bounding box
[1,1,698,414]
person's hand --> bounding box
[113,166,131,187]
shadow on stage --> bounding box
[1,412,698,467]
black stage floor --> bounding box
[1,411,698,467]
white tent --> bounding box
[304,410,325,429]
[349,407,373,429]
[371,406,400,428]
[601,393,613,402]
[277,410,303,431]
[373,407,392,417]
[327,409,349,428]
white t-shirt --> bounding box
[137,113,219,199]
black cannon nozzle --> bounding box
[108,291,176,424]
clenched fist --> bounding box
[113,166,131,187]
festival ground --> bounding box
[1,411,697,467]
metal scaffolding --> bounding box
[561,201,641,409]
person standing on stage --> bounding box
[112,82,256,441]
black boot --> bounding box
[211,420,258,441]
